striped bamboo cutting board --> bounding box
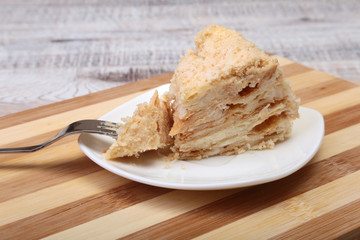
[0,56,359,239]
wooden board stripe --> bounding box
[0,171,130,226]
[0,139,82,178]
[288,70,336,90]
[303,87,360,115]
[44,190,241,240]
[72,146,360,240]
[0,156,100,203]
[0,133,80,162]
[0,59,359,239]
[324,104,360,135]
[270,198,360,240]
[311,123,360,162]
[195,170,360,240]
[282,63,312,78]
[0,182,171,240]
[336,226,360,240]
[294,78,356,104]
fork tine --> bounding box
[96,120,121,137]
[67,120,119,137]
[97,120,122,130]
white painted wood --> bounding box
[0,0,359,117]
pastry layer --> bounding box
[105,91,173,159]
[169,25,299,159]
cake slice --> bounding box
[105,91,173,159]
[168,25,299,159]
[105,25,299,160]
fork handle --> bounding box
[0,133,61,153]
[0,145,44,153]
[0,119,118,153]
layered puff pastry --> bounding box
[106,25,299,160]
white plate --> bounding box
[78,84,324,190]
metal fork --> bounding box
[0,120,120,153]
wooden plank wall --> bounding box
[0,0,359,117]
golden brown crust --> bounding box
[105,91,173,159]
